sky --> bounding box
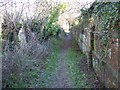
[0,0,95,22]
[0,0,95,15]
[6,0,95,3]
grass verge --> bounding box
[66,48,91,88]
[39,38,61,87]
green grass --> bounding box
[39,38,61,87]
[66,48,91,88]
[7,73,29,88]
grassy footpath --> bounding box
[66,48,91,88]
[3,37,93,88]
[39,38,61,87]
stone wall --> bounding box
[92,31,119,88]
[71,14,119,88]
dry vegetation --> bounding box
[0,0,60,88]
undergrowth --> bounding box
[3,38,61,88]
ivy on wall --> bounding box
[92,2,119,62]
[71,2,120,67]
[93,2,120,38]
